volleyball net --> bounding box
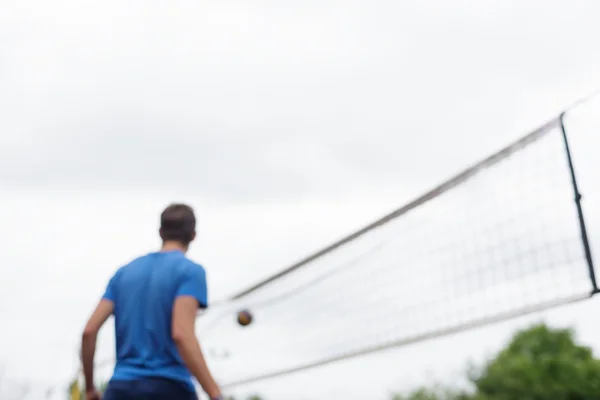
[196,107,598,389]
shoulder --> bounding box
[111,254,152,281]
[184,258,206,274]
[180,258,207,279]
[117,254,152,272]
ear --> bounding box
[159,228,165,240]
[190,231,197,242]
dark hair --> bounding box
[160,203,196,245]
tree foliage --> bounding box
[392,386,465,400]
[469,324,600,400]
[396,323,600,400]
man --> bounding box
[81,203,223,400]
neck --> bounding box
[161,241,187,253]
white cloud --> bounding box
[2,0,600,200]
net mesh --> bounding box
[196,118,594,387]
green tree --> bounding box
[392,386,464,400]
[469,324,600,400]
[393,323,600,400]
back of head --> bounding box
[159,203,196,247]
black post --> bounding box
[559,112,599,294]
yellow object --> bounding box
[69,379,81,400]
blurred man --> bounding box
[81,203,223,400]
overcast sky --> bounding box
[2,0,600,399]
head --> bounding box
[159,203,196,251]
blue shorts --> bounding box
[103,378,198,400]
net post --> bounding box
[559,112,599,295]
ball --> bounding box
[237,309,253,326]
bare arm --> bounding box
[81,299,114,393]
[172,296,222,399]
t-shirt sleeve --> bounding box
[102,271,119,302]
[176,265,208,309]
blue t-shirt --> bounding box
[102,250,208,391]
